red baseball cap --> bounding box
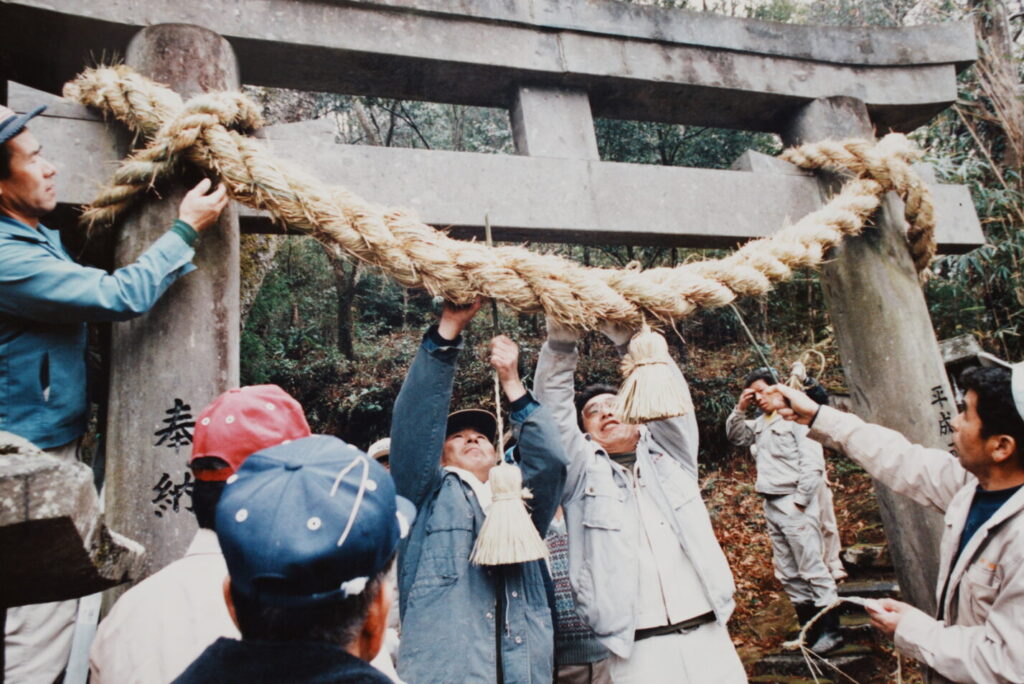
[190,385,311,482]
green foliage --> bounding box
[595,120,781,168]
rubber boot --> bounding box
[810,608,844,655]
[782,602,818,650]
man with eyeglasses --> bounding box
[534,320,744,684]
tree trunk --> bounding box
[329,252,359,360]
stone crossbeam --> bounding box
[0,0,976,132]
[10,86,984,252]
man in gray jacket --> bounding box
[536,320,744,684]
[770,363,1024,684]
[726,368,841,654]
[390,299,567,684]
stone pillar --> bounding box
[781,97,948,614]
[510,86,599,159]
[105,25,240,583]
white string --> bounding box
[330,454,371,548]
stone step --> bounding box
[842,543,893,570]
[838,578,899,596]
[780,613,879,650]
[840,612,876,640]
[750,644,874,680]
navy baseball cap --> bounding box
[216,435,415,607]
[0,105,46,145]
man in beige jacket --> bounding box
[770,363,1024,684]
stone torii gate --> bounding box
[0,0,984,616]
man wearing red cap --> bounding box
[1,103,229,682]
[88,385,311,684]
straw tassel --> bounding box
[470,462,548,566]
[616,323,693,423]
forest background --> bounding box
[229,0,1022,668]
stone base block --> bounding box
[0,432,145,607]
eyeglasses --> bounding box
[583,396,620,417]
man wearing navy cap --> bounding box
[89,385,312,684]
[0,105,228,681]
[769,360,1024,684]
[390,298,567,684]
[174,434,415,683]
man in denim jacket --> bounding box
[0,104,229,683]
[390,299,567,684]
[535,320,744,684]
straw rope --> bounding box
[63,65,937,328]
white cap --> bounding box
[367,437,390,462]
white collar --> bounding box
[186,528,223,557]
[444,466,493,511]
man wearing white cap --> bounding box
[770,362,1024,683]
[0,104,228,681]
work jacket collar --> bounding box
[0,214,56,245]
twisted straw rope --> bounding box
[63,65,937,328]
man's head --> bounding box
[442,409,497,483]
[216,435,414,659]
[577,383,640,456]
[953,366,1024,481]
[744,368,785,414]
[0,105,56,227]
[189,385,311,529]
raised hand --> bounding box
[438,296,484,341]
[764,384,821,425]
[177,178,229,232]
[489,335,526,403]
[737,387,756,412]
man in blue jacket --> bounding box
[0,103,229,683]
[390,298,567,684]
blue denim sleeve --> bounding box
[509,392,539,423]
[0,230,195,323]
[514,394,568,536]
[390,326,462,506]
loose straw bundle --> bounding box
[471,322,548,565]
[471,462,548,566]
[617,323,694,422]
